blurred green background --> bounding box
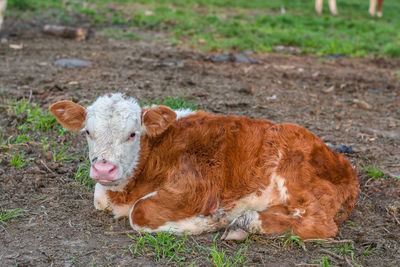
[6,0,400,57]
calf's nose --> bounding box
[91,162,118,182]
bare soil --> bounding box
[1,20,399,266]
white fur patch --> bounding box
[94,183,135,218]
[292,208,306,217]
[111,204,131,218]
[227,173,289,221]
[272,173,289,202]
[175,108,195,119]
[131,214,223,235]
[94,183,111,210]
[154,215,223,234]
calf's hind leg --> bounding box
[222,201,338,241]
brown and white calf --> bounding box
[50,93,358,240]
[316,0,384,17]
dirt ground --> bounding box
[1,20,400,266]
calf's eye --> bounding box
[85,130,90,136]
[127,131,136,141]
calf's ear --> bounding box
[142,105,177,137]
[49,100,86,131]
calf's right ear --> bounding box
[49,100,86,131]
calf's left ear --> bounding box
[142,105,177,137]
[49,100,86,131]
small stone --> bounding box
[330,145,355,154]
[353,99,372,110]
[53,58,93,68]
[322,86,335,94]
[358,100,373,110]
[9,43,23,50]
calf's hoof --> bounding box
[221,211,258,241]
[211,210,228,227]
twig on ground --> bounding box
[318,248,344,260]
[389,206,400,226]
[304,238,354,244]
[344,255,355,267]
[27,90,32,103]
[39,160,55,174]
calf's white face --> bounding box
[85,94,142,188]
[50,93,178,191]
[50,93,142,190]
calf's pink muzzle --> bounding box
[91,162,118,183]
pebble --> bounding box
[53,58,93,68]
[330,145,355,154]
[204,53,257,64]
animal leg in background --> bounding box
[369,0,384,17]
[377,0,384,17]
[315,0,323,15]
[328,0,338,15]
[0,0,7,32]
[316,0,338,15]
[369,0,377,16]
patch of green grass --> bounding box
[283,231,302,248]
[0,134,6,148]
[127,232,188,263]
[7,0,400,57]
[208,234,248,267]
[330,243,355,261]
[101,27,141,40]
[10,134,30,144]
[363,244,376,256]
[344,220,356,226]
[10,152,32,169]
[8,100,60,133]
[313,256,333,267]
[75,158,95,190]
[8,0,35,10]
[50,141,79,162]
[142,96,198,110]
[157,96,198,110]
[0,208,25,226]
[362,163,387,178]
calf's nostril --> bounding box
[109,165,117,173]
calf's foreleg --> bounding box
[129,191,227,235]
